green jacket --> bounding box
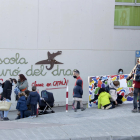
[98,92,111,109]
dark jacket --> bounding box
[2,79,13,100]
[16,96,28,111]
[73,79,83,98]
[27,91,40,105]
[126,64,140,88]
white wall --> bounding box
[0,0,139,110]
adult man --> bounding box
[73,70,83,91]
[73,70,83,109]
[126,57,140,113]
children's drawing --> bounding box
[88,74,133,108]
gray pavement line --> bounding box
[58,126,70,137]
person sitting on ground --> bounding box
[24,90,32,118]
[73,79,85,112]
[108,77,123,105]
[16,92,28,119]
[15,90,31,120]
[27,86,40,118]
[98,88,115,110]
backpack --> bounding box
[134,64,140,82]
[14,87,20,95]
[105,85,116,93]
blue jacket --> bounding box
[27,91,40,105]
[73,79,83,98]
[16,96,28,111]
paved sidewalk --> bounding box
[0,104,140,140]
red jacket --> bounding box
[133,81,140,88]
[126,64,140,88]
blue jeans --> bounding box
[133,88,140,109]
[4,99,10,118]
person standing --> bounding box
[27,86,40,118]
[17,74,28,93]
[73,79,85,112]
[73,70,83,109]
[2,78,16,121]
[126,58,140,113]
[73,70,83,89]
[118,69,123,75]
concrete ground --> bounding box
[3,105,75,121]
[0,104,140,140]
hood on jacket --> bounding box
[99,92,108,98]
[30,91,38,97]
[110,81,119,89]
[76,79,82,87]
[19,96,26,102]
[6,79,13,83]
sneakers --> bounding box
[2,117,9,121]
[28,116,33,119]
[28,116,37,118]
[101,106,105,110]
[106,104,112,110]
[132,109,137,113]
[81,108,86,111]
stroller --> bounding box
[39,90,55,115]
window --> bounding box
[114,0,140,29]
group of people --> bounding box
[73,57,140,113]
[0,74,40,121]
[0,58,140,120]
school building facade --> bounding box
[0,0,140,109]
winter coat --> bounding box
[98,92,111,109]
[27,91,40,105]
[2,79,13,100]
[73,79,83,98]
[17,80,28,91]
[126,64,140,88]
[16,96,28,111]
[73,76,83,95]
[108,77,118,101]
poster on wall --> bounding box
[88,74,133,108]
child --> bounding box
[98,88,115,110]
[16,92,28,118]
[108,77,123,105]
[73,79,85,112]
[27,86,40,118]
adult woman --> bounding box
[2,78,16,121]
[17,74,28,92]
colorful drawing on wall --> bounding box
[88,74,133,108]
